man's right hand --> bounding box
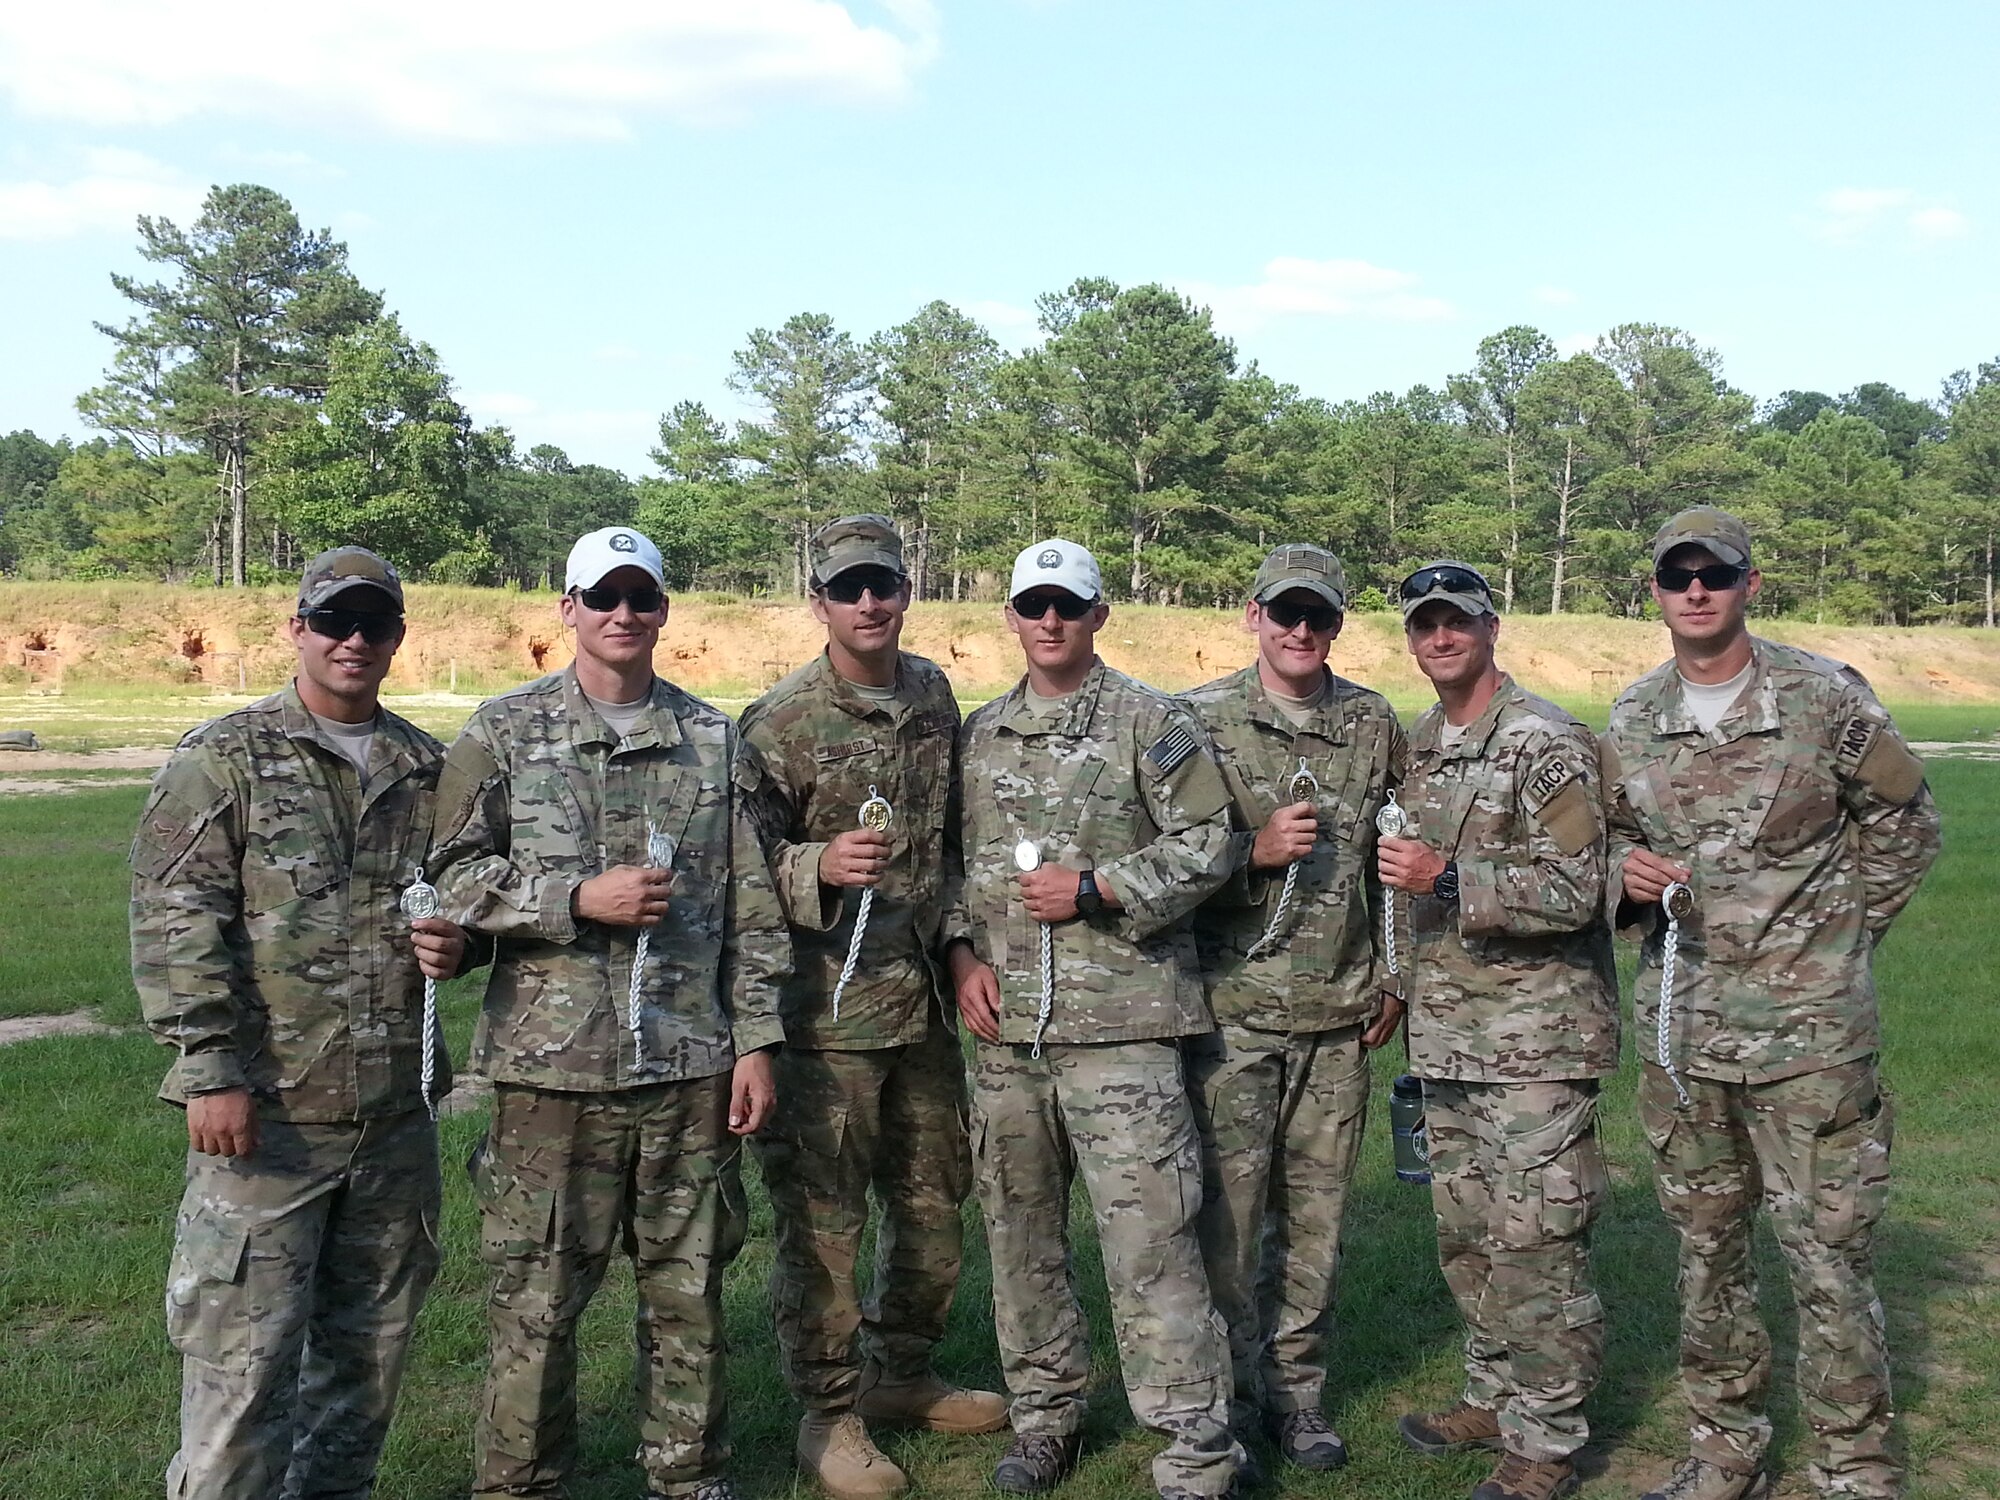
[948,941,1002,1044]
[188,1088,258,1158]
[1621,848,1692,906]
[1251,801,1318,871]
[820,828,893,889]
[574,865,673,927]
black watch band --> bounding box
[1075,868,1104,917]
[1432,861,1460,903]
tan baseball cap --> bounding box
[1651,506,1752,568]
[1398,560,1497,621]
[298,547,403,612]
[1251,543,1346,609]
[810,514,904,586]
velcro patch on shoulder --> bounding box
[1854,732,1926,805]
[1145,722,1199,778]
[1537,780,1599,858]
[1835,714,1880,773]
[1524,754,1581,813]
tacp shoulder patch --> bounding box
[1524,753,1581,812]
[1835,713,1880,773]
[1144,721,1199,778]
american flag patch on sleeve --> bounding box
[1146,723,1198,777]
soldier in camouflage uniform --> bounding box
[1603,509,1941,1500]
[1178,543,1406,1473]
[429,527,792,1500]
[737,516,1004,1500]
[1378,562,1620,1500]
[942,538,1245,1500]
[132,547,476,1500]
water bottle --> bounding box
[1390,1073,1431,1184]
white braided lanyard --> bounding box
[830,786,894,1020]
[1247,757,1319,960]
[1010,837,1057,1056]
[627,821,675,1072]
[400,867,443,1119]
[1375,789,1409,979]
[1657,881,1693,1106]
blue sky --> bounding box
[4,1,1995,473]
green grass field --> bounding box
[2,712,1995,1499]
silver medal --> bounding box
[1014,838,1042,872]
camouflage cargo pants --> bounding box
[972,1039,1243,1499]
[1184,1021,1371,1426]
[753,1019,972,1412]
[471,1076,746,1499]
[1425,1078,1607,1463]
[164,1108,440,1500]
[1639,1058,1898,1497]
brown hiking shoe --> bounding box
[856,1366,1008,1435]
[1398,1400,1504,1457]
[1472,1453,1579,1500]
[797,1413,908,1500]
[1637,1458,1774,1500]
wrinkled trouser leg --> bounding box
[287,1110,442,1499]
[166,1113,440,1500]
[1186,1023,1370,1426]
[972,1040,1242,1499]
[758,1022,969,1412]
[473,1079,742,1500]
[1426,1079,1606,1463]
[1641,1060,1899,1497]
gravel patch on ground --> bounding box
[0,774,155,796]
[0,1013,121,1045]
[0,747,171,771]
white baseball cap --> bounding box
[1010,538,1101,604]
[565,527,665,592]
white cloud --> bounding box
[0,146,202,240]
[1909,206,1969,241]
[1811,186,1970,245]
[0,1,940,144]
[1179,257,1453,335]
[962,298,1039,343]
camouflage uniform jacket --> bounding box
[738,649,959,1050]
[131,683,457,1121]
[429,668,789,1090]
[1603,638,1941,1083]
[942,659,1235,1045]
[1400,674,1620,1081]
[1180,664,1406,1034]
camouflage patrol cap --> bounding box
[1250,543,1346,610]
[810,514,905,587]
[1652,506,1752,568]
[298,546,403,612]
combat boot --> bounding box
[856,1364,1008,1434]
[991,1433,1081,1494]
[1471,1453,1579,1500]
[1398,1400,1504,1457]
[1637,1458,1773,1500]
[1266,1408,1348,1471]
[796,1412,908,1500]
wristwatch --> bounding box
[1431,861,1460,903]
[1075,868,1105,917]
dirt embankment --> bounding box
[6,581,2000,703]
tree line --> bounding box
[4,183,1999,625]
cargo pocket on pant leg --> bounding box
[164,1200,250,1359]
[469,1138,556,1270]
[1496,1093,1607,1249]
[1813,1083,1893,1247]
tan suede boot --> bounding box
[856,1366,1009,1435]
[796,1412,908,1500]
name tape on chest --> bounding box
[1145,722,1199,778]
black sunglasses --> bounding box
[821,567,907,605]
[573,584,665,614]
[1263,597,1340,633]
[1011,591,1097,622]
[1399,564,1493,603]
[300,608,401,646]
[1655,563,1746,593]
